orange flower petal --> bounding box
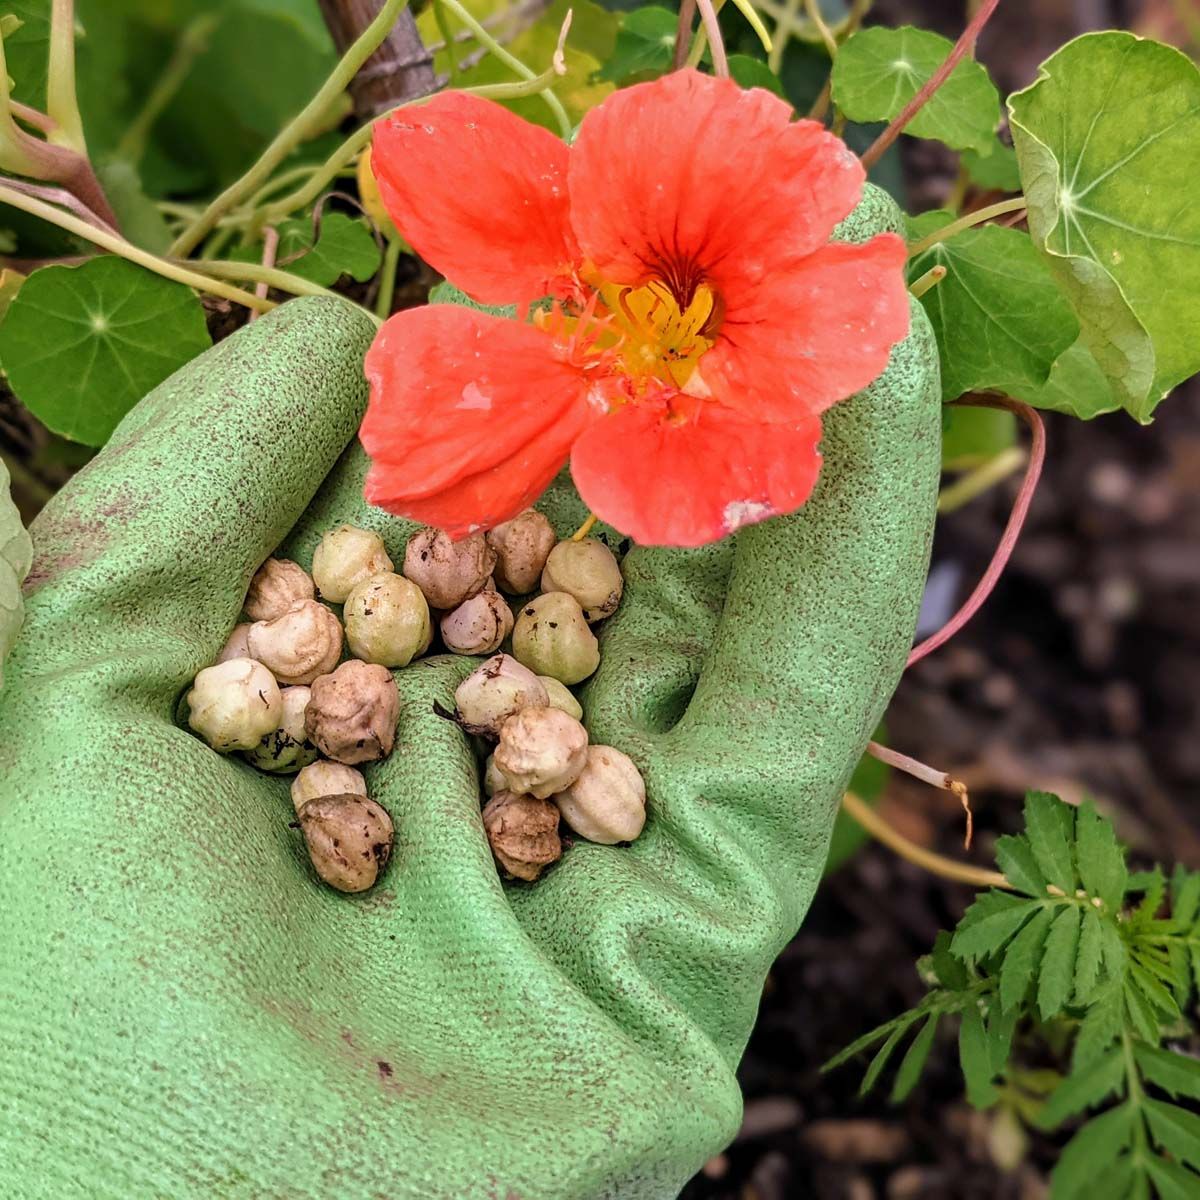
[570,396,823,547]
[371,93,578,308]
[704,234,911,423]
[568,70,864,305]
[362,305,595,535]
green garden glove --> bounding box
[0,195,940,1199]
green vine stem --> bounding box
[186,257,346,304]
[937,446,1027,514]
[0,183,274,312]
[0,25,117,228]
[374,235,403,318]
[803,0,837,58]
[841,790,1010,890]
[168,0,411,258]
[46,0,86,153]
[436,0,571,135]
[116,14,220,165]
[908,196,1028,257]
[908,263,945,298]
[249,69,570,233]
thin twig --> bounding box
[907,395,1046,668]
[248,225,279,323]
[841,791,1009,890]
[673,0,698,69]
[860,0,1001,170]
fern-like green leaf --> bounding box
[1048,1103,1136,1200]
[1143,1098,1200,1170]
[1129,962,1181,1024]
[1171,866,1200,926]
[1073,982,1124,1070]
[1039,904,1082,1019]
[1036,1046,1125,1129]
[951,891,1039,963]
[1000,905,1055,1012]
[986,1003,1018,1075]
[860,1020,912,1097]
[1129,868,1167,929]
[1124,977,1164,1045]
[1075,800,1127,910]
[1074,906,1105,1005]
[1025,792,1077,894]
[1144,1155,1200,1200]
[891,1014,939,1102]
[958,1003,998,1108]
[995,832,1049,898]
[1134,1043,1200,1101]
[930,929,969,989]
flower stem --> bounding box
[767,0,802,72]
[803,0,837,58]
[116,14,220,165]
[908,263,945,299]
[169,0,410,258]
[47,0,86,153]
[0,183,274,312]
[906,395,1045,668]
[840,790,1009,890]
[860,0,1002,171]
[908,196,1027,257]
[247,225,279,324]
[571,513,599,541]
[673,0,698,69]
[374,234,403,319]
[688,0,730,76]
[432,0,461,78]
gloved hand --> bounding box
[0,194,940,1199]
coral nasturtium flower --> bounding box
[362,69,909,547]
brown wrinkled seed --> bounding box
[244,557,315,622]
[305,659,399,764]
[402,527,496,610]
[298,794,394,893]
[482,790,561,881]
[486,509,557,595]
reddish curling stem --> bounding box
[907,395,1045,668]
[860,0,1002,170]
[673,0,697,70]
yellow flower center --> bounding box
[537,271,718,395]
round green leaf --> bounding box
[1009,32,1200,422]
[0,256,212,447]
[0,458,32,691]
[832,26,1000,152]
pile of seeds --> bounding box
[184,510,645,892]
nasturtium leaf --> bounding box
[0,459,32,691]
[1014,338,1118,420]
[940,406,1016,468]
[727,54,784,97]
[0,257,212,446]
[1038,904,1081,1020]
[596,6,676,82]
[277,214,381,286]
[832,25,1000,152]
[1009,32,1200,423]
[962,141,1021,193]
[908,221,1078,402]
[1036,1047,1124,1130]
